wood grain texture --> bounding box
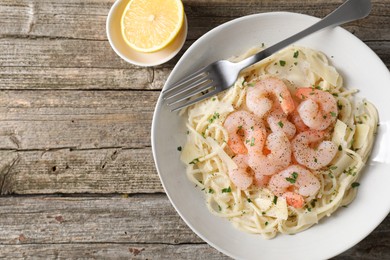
[0,66,170,90]
[0,195,202,245]
[0,0,389,41]
[0,195,388,259]
[0,148,163,195]
[0,244,229,260]
[0,0,389,259]
[0,90,157,149]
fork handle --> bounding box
[236,0,371,70]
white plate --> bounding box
[151,12,390,260]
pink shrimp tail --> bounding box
[283,192,305,208]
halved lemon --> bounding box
[121,0,184,53]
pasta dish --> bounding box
[179,46,378,238]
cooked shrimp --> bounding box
[268,165,320,208]
[248,132,292,176]
[246,77,295,118]
[224,110,265,154]
[283,192,305,209]
[253,174,271,188]
[289,109,310,133]
[295,88,338,130]
[292,130,337,170]
[229,155,253,190]
[267,108,296,139]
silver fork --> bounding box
[162,0,371,111]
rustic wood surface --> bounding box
[0,0,389,259]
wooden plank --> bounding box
[0,244,229,260]
[0,195,201,244]
[0,38,130,69]
[0,67,168,90]
[0,148,163,195]
[0,37,184,69]
[0,90,158,150]
[0,40,388,90]
[0,195,388,259]
[0,0,113,40]
[0,0,389,42]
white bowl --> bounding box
[106,0,188,67]
[152,12,390,259]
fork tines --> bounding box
[163,67,218,111]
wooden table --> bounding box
[0,0,389,258]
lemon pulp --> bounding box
[121,0,184,53]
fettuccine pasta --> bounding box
[179,46,378,238]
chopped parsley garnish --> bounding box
[247,83,255,87]
[337,102,343,110]
[285,171,298,184]
[177,146,182,151]
[189,158,199,165]
[314,157,318,163]
[212,97,216,101]
[338,145,342,151]
[279,60,286,66]
[250,126,254,130]
[208,112,220,123]
[293,50,299,58]
[323,115,327,119]
[328,172,334,178]
[222,186,232,193]
[278,121,284,128]
[330,111,337,117]
[218,205,222,211]
[250,137,255,146]
[307,207,312,212]
[329,166,337,170]
[294,62,298,66]
[265,221,269,226]
[351,182,360,188]
[208,188,215,194]
[344,166,357,176]
[247,198,252,203]
[310,199,317,208]
[273,195,278,205]
[242,79,246,86]
[261,42,265,48]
